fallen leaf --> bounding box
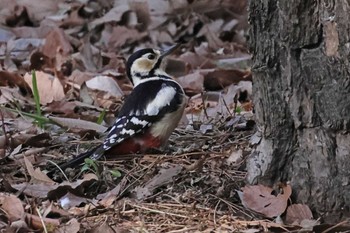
[285,204,313,225]
[68,69,95,86]
[23,132,52,147]
[54,218,80,233]
[105,26,147,49]
[132,165,182,200]
[179,51,215,70]
[44,100,77,116]
[199,124,213,134]
[11,174,98,199]
[89,4,129,29]
[0,27,15,42]
[41,27,72,58]
[23,156,55,184]
[96,177,128,207]
[86,76,124,97]
[0,71,32,96]
[129,0,151,29]
[25,213,60,231]
[226,149,243,165]
[7,38,45,61]
[165,58,188,77]
[177,70,204,96]
[15,0,59,23]
[29,51,53,71]
[204,69,251,91]
[90,221,118,233]
[240,184,292,218]
[48,116,107,133]
[0,193,24,221]
[23,71,65,105]
[59,192,90,210]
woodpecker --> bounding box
[57,44,186,170]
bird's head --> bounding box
[126,44,180,86]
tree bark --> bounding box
[247,0,350,222]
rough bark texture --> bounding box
[247,0,350,222]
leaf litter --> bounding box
[0,0,329,232]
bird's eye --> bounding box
[147,54,156,60]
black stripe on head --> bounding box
[126,48,155,84]
[149,55,163,76]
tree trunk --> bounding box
[247,0,350,222]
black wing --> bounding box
[56,78,184,170]
[90,79,184,160]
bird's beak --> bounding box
[160,44,181,59]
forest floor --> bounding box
[0,0,342,232]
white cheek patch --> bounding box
[145,86,176,115]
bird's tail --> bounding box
[50,145,100,174]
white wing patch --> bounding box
[130,117,148,126]
[145,86,176,115]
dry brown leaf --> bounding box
[0,193,24,222]
[0,71,32,96]
[285,204,313,225]
[204,69,251,91]
[15,0,59,23]
[11,174,98,199]
[54,218,80,233]
[44,100,77,116]
[68,70,95,86]
[179,51,215,70]
[226,149,243,165]
[24,71,65,105]
[165,58,188,77]
[106,26,146,49]
[241,184,292,218]
[25,213,60,231]
[133,165,182,200]
[23,156,55,184]
[86,76,123,97]
[48,116,107,133]
[90,221,118,233]
[97,177,128,207]
[177,70,204,96]
[129,0,151,29]
[11,183,57,199]
[89,4,129,29]
[41,27,72,58]
[7,38,45,60]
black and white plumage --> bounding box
[57,45,186,170]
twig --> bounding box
[167,227,198,233]
[0,110,9,148]
[118,158,159,198]
[213,199,221,226]
[201,92,210,120]
[36,207,48,233]
[128,203,189,219]
[322,220,349,233]
[221,94,233,117]
[46,160,69,181]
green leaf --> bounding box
[32,70,41,115]
[235,106,242,114]
[109,169,122,178]
[84,158,98,172]
[96,109,106,125]
[31,70,44,127]
[1,106,52,125]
